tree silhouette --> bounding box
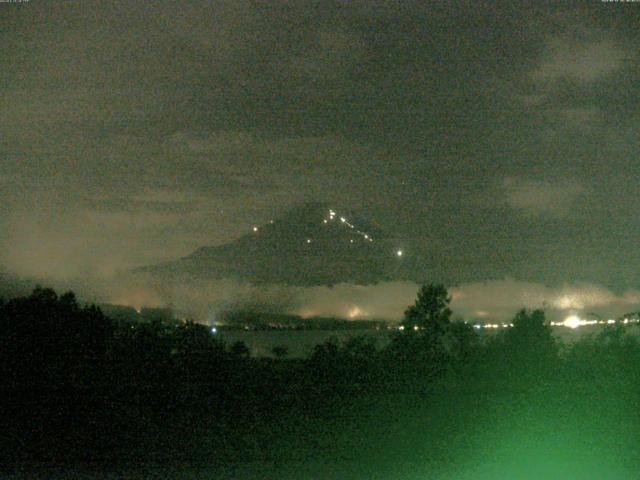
[504,308,554,349]
[401,283,452,334]
[501,308,557,373]
[0,287,113,388]
[388,284,454,372]
[443,321,478,363]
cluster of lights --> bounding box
[324,209,375,244]
[472,323,513,330]
[470,316,640,330]
[550,315,639,329]
[398,324,465,332]
[396,316,640,332]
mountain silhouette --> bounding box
[138,202,408,286]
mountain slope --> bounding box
[139,202,408,286]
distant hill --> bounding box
[137,202,410,286]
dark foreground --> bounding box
[2,288,640,479]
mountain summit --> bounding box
[139,202,408,286]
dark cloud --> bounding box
[2,1,640,297]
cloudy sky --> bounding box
[3,1,640,318]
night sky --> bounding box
[3,1,640,320]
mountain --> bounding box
[138,202,409,286]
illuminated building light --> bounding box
[323,219,328,224]
[364,234,369,239]
[340,217,346,223]
[396,249,403,257]
[350,239,354,243]
[252,226,259,232]
[269,220,274,224]
[211,327,217,334]
[306,238,311,244]
[398,325,405,331]
[413,325,419,331]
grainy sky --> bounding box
[2,1,640,305]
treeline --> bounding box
[1,285,640,475]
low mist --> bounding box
[5,269,640,325]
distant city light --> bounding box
[563,315,582,329]
[549,315,609,328]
